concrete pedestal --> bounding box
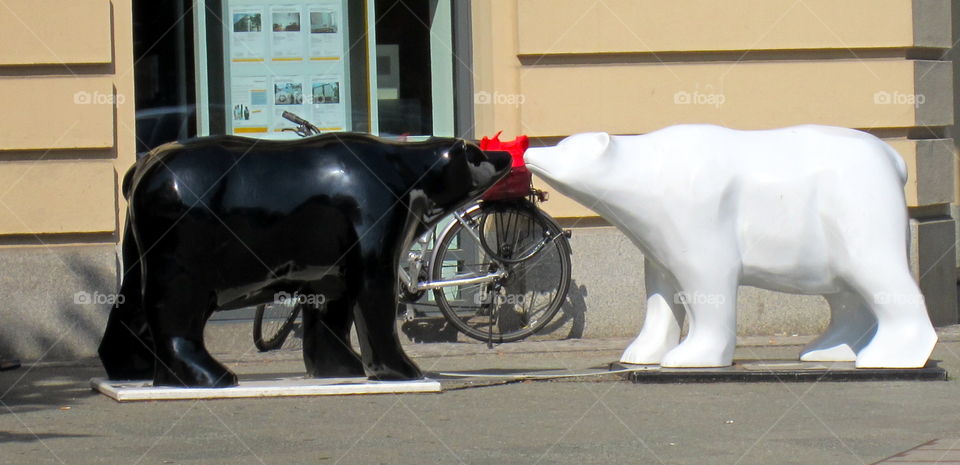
[611,361,947,383]
[91,377,442,402]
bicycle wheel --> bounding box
[253,300,301,351]
[431,201,572,343]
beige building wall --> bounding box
[0,0,134,359]
[473,0,954,217]
[471,0,958,328]
[0,0,135,238]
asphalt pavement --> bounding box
[2,326,960,464]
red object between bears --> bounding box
[479,131,532,201]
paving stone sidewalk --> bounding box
[1,327,959,464]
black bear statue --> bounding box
[98,134,511,387]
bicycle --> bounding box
[399,189,572,344]
[398,132,572,344]
[252,112,573,351]
[253,297,301,351]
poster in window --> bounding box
[271,5,305,60]
[310,74,345,131]
[230,76,270,134]
[221,0,350,137]
[230,7,265,61]
[308,2,343,60]
[272,75,308,131]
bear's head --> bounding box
[523,132,611,203]
[416,139,511,217]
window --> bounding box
[133,0,196,154]
[193,0,466,140]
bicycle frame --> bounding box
[398,198,568,295]
[398,204,507,293]
[400,267,507,292]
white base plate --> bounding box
[90,377,442,402]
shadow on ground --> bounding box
[0,431,95,444]
[0,363,102,415]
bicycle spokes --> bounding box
[411,201,572,344]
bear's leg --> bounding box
[620,258,685,365]
[142,260,237,388]
[352,270,421,381]
[98,268,156,379]
[303,298,365,377]
[848,269,937,368]
[659,263,738,368]
[99,222,156,380]
[800,289,876,362]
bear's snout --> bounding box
[469,150,511,194]
[486,150,511,177]
[522,147,553,178]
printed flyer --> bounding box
[310,74,345,131]
[230,7,266,61]
[271,5,305,60]
[272,75,308,131]
[230,76,270,134]
[308,2,343,60]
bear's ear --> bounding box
[447,139,484,165]
[558,132,611,159]
[450,139,468,157]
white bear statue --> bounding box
[524,125,937,369]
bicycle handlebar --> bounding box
[281,111,308,126]
[280,111,321,137]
